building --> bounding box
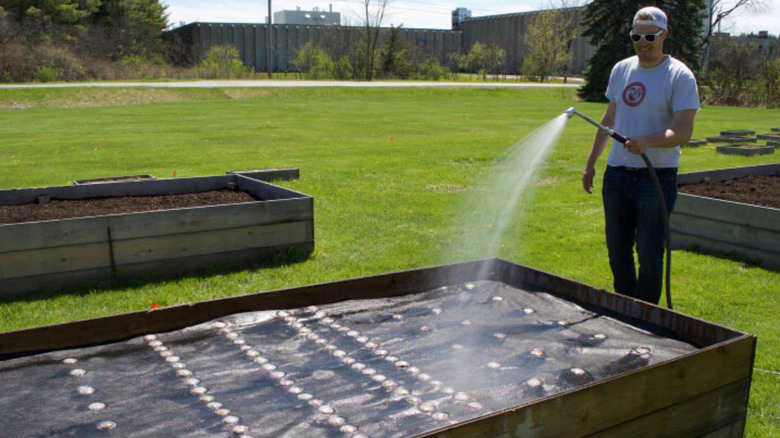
[458,7,594,74]
[165,7,594,75]
[274,6,339,26]
[452,7,472,31]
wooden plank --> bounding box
[701,420,746,438]
[0,174,309,206]
[671,233,780,269]
[0,216,106,253]
[0,241,110,280]
[112,242,313,280]
[234,174,311,201]
[0,243,313,300]
[113,221,312,265]
[584,379,750,438]
[0,221,311,280]
[0,197,312,252]
[72,174,156,185]
[671,211,780,252]
[226,168,300,181]
[1,265,116,298]
[673,195,780,230]
[421,338,755,438]
[0,175,228,204]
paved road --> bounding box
[0,80,582,89]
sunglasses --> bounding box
[630,29,665,42]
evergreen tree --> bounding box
[578,0,706,102]
[0,0,99,41]
[87,0,168,61]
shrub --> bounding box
[417,59,450,81]
[292,42,336,79]
[33,66,62,82]
[333,56,353,80]
[703,39,779,108]
[198,44,249,79]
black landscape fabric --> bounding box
[0,281,697,437]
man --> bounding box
[582,6,699,304]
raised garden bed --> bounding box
[0,175,313,298]
[706,136,758,144]
[720,129,755,136]
[671,163,780,269]
[686,139,707,146]
[757,133,780,141]
[0,258,756,437]
[72,174,156,185]
[716,144,775,156]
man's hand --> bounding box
[582,166,596,194]
[623,137,650,155]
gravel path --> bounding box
[0,79,581,89]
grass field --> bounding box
[0,85,778,436]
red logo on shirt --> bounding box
[622,82,646,107]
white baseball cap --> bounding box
[633,6,668,30]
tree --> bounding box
[459,41,506,79]
[521,8,578,82]
[378,25,414,79]
[319,24,360,79]
[0,0,99,41]
[700,0,765,69]
[704,36,780,107]
[360,0,390,81]
[86,0,169,61]
[578,0,706,102]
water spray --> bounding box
[564,107,673,310]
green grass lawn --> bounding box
[0,86,778,436]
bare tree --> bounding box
[700,0,766,70]
[361,0,390,81]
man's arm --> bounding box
[623,109,697,155]
[583,102,616,194]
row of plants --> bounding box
[290,38,507,82]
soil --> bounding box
[679,174,780,209]
[729,144,768,149]
[0,189,258,225]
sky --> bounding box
[163,0,780,37]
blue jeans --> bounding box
[602,165,678,304]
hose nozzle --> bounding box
[563,107,628,144]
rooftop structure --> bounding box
[274,6,340,26]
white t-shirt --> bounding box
[605,55,700,168]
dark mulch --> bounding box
[679,174,780,209]
[0,190,258,225]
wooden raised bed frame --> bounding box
[715,144,775,156]
[671,163,780,270]
[0,174,313,297]
[0,259,755,438]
